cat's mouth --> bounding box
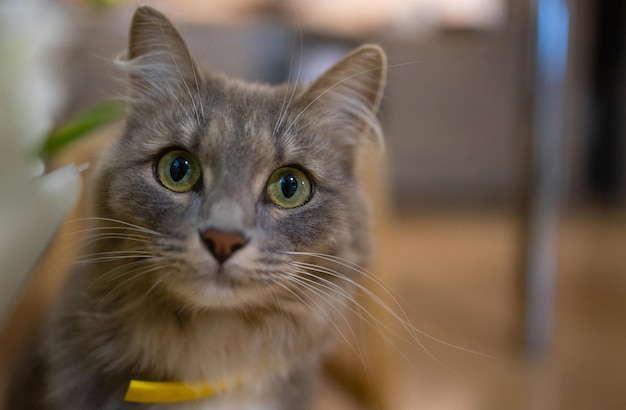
[168,263,269,309]
[205,266,239,287]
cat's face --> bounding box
[91,7,386,311]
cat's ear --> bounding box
[298,45,387,144]
[123,6,201,103]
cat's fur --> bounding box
[8,6,385,409]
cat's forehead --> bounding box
[198,81,294,160]
[200,108,277,173]
[172,80,311,162]
[130,80,284,149]
[205,83,281,138]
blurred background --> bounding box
[1,0,625,409]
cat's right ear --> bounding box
[296,45,386,147]
[122,6,201,104]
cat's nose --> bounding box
[200,229,248,264]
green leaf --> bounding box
[85,0,125,8]
[40,101,123,158]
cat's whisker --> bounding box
[286,265,411,352]
[188,44,205,124]
[78,235,156,248]
[288,264,438,364]
[288,252,498,359]
[288,251,420,326]
[102,261,159,285]
[60,219,166,256]
[75,249,157,257]
[65,217,162,236]
[265,285,285,315]
[273,276,367,369]
[69,254,156,264]
[138,267,177,305]
[284,267,423,379]
[272,3,303,140]
[295,268,423,347]
[60,225,157,235]
[59,229,158,242]
[95,263,172,309]
[290,260,499,366]
[89,257,160,289]
[72,252,155,260]
[291,261,444,355]
[287,265,378,327]
[71,248,158,257]
[288,252,445,345]
[272,33,296,138]
[282,270,371,370]
[270,279,311,311]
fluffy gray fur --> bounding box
[8,6,386,410]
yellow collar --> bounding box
[124,377,242,403]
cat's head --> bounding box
[91,6,386,312]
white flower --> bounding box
[0,0,83,327]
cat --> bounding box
[8,5,386,409]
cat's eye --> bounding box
[156,150,201,192]
[266,167,312,209]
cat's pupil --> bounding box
[170,157,190,182]
[281,174,299,198]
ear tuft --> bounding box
[298,45,387,145]
[120,6,201,104]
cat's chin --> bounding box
[168,276,270,310]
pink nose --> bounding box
[200,229,247,264]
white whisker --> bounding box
[287,253,499,361]
[95,264,169,309]
[78,234,156,248]
[272,3,303,140]
[275,275,367,369]
[89,258,159,289]
[65,217,162,236]
[286,265,424,368]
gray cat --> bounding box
[8,6,386,409]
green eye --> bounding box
[156,150,201,192]
[267,167,312,208]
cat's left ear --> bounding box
[297,45,387,144]
[122,6,202,103]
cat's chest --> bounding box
[126,314,269,378]
[121,309,314,383]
